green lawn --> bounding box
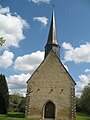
[0,112,90,120]
[76,112,90,120]
[0,112,38,120]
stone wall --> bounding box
[25,51,76,120]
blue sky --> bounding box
[0,0,90,97]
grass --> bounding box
[0,112,39,120]
[0,112,90,120]
[76,112,90,120]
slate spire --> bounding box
[45,9,60,59]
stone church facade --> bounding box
[25,9,76,120]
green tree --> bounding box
[80,85,90,114]
[9,93,25,112]
[76,97,81,112]
[19,97,26,113]
[0,74,9,114]
[9,93,22,112]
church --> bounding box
[25,9,76,120]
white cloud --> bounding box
[0,50,14,68]
[7,73,30,96]
[29,0,50,4]
[62,42,90,63]
[0,5,10,14]
[76,73,90,97]
[85,69,90,73]
[62,42,73,50]
[9,88,27,97]
[14,51,44,73]
[0,6,29,50]
[33,17,48,27]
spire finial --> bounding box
[52,0,54,9]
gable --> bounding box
[27,50,76,86]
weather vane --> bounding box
[0,37,6,46]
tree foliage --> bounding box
[76,84,90,114]
[76,97,81,112]
[9,93,25,113]
[80,85,90,114]
[19,97,26,113]
[0,74,9,114]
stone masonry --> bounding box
[25,51,76,120]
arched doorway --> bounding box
[44,101,55,119]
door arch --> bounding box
[44,101,55,119]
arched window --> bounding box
[44,101,55,118]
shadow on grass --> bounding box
[7,112,25,118]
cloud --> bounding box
[62,42,90,63]
[0,6,29,50]
[85,69,90,73]
[76,73,90,97]
[14,51,44,73]
[0,50,14,68]
[62,42,73,50]
[33,17,48,27]
[7,73,30,96]
[0,5,10,14]
[29,0,51,4]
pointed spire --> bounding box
[47,9,59,45]
[45,8,60,59]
